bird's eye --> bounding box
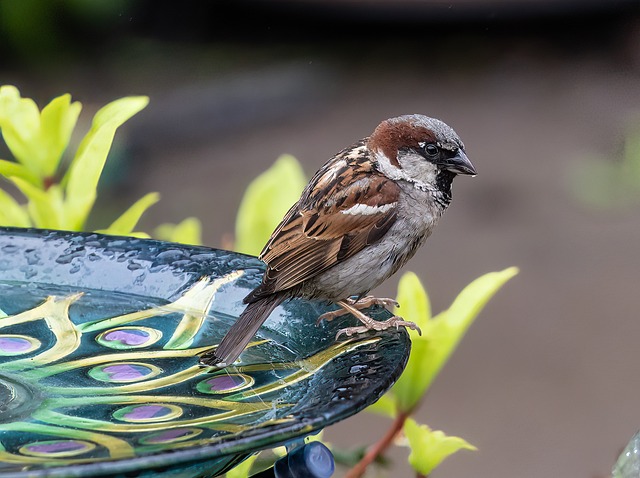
[423,143,439,158]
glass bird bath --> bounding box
[0,228,410,477]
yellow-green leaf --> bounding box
[10,177,63,229]
[234,154,306,255]
[39,93,82,177]
[394,271,431,333]
[404,418,476,475]
[0,189,30,227]
[365,393,397,418]
[95,230,152,239]
[443,267,519,332]
[225,454,258,478]
[103,192,159,235]
[0,159,41,186]
[0,85,41,171]
[64,95,149,229]
[391,267,518,412]
[154,217,202,245]
[305,430,325,444]
[125,231,151,239]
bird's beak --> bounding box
[445,150,477,176]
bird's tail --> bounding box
[201,294,285,367]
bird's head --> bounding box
[368,114,476,192]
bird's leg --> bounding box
[316,295,400,324]
[333,299,421,339]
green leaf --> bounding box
[225,454,258,478]
[124,231,152,239]
[38,93,82,177]
[305,430,325,444]
[0,189,30,227]
[391,267,519,413]
[0,88,79,184]
[394,271,432,332]
[0,85,41,170]
[10,177,63,229]
[154,217,202,245]
[234,154,306,255]
[0,159,41,186]
[365,393,397,418]
[331,445,369,468]
[569,124,640,210]
[443,267,519,332]
[103,192,160,235]
[403,418,476,475]
[64,95,149,230]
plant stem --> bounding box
[345,411,410,478]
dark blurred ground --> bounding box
[3,1,640,476]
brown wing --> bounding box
[249,160,400,300]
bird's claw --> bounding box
[317,296,400,326]
[316,309,344,325]
[355,296,400,309]
[335,316,421,340]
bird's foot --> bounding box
[316,295,399,325]
[335,316,421,340]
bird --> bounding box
[202,114,476,367]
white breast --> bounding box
[303,183,444,301]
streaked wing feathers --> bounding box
[253,163,400,297]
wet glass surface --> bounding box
[0,227,410,477]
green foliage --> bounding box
[368,268,518,417]
[367,267,518,474]
[0,85,202,240]
[63,95,149,230]
[224,454,259,478]
[0,86,81,186]
[154,217,203,245]
[403,418,476,475]
[234,154,306,255]
[96,193,160,238]
[0,0,136,62]
[571,124,640,210]
[383,267,519,414]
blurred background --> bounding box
[2,0,640,476]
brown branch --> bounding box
[345,411,410,478]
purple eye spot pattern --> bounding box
[0,335,41,356]
[88,362,161,383]
[113,404,183,423]
[20,440,96,458]
[139,427,203,445]
[96,327,162,349]
[196,373,254,395]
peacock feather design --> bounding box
[0,228,410,477]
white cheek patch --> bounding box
[341,202,396,216]
[375,151,431,191]
[375,151,404,180]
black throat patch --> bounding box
[435,169,454,208]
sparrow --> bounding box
[202,114,476,367]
